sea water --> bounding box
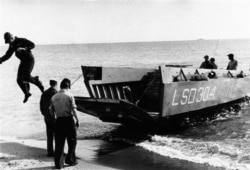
[0,39,250,170]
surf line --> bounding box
[172,86,217,106]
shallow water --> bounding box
[1,39,250,169]
[138,100,250,170]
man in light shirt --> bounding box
[226,53,238,70]
[50,78,79,169]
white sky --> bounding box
[1,0,250,45]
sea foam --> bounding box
[138,135,250,170]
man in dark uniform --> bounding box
[210,58,218,69]
[50,78,79,169]
[40,80,58,157]
[199,55,213,69]
[0,32,44,103]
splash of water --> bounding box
[138,100,250,170]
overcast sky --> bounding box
[1,0,250,45]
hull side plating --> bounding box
[75,65,250,127]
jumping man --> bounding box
[0,32,44,103]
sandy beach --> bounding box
[0,136,117,170]
[0,135,228,170]
[0,116,227,170]
[0,111,118,170]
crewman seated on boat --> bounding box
[236,71,246,78]
[210,58,218,69]
[190,72,208,81]
[199,55,213,69]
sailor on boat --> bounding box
[226,53,238,70]
[199,55,213,69]
[210,58,218,69]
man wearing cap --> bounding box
[50,78,79,169]
[0,32,44,103]
[199,55,213,69]
[40,80,58,157]
[226,53,238,70]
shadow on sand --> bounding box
[0,142,51,162]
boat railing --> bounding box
[161,66,249,83]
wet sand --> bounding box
[0,136,117,170]
[0,136,227,170]
[0,123,228,170]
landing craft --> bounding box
[75,65,250,127]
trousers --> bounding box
[45,117,55,155]
[16,57,41,95]
[54,117,77,169]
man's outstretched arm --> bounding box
[0,46,14,64]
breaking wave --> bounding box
[138,99,250,170]
[138,136,250,170]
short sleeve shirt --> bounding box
[51,89,77,118]
[227,60,238,70]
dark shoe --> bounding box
[23,93,32,103]
[55,166,62,169]
[65,160,78,166]
[34,76,44,92]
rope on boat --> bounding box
[135,76,157,106]
[71,73,83,87]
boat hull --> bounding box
[161,77,250,117]
[75,65,250,127]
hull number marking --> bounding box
[172,86,216,106]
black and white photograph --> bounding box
[1,0,250,169]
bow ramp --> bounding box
[75,97,158,126]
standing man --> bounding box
[0,32,44,103]
[50,78,79,169]
[40,80,58,157]
[226,53,238,70]
[199,55,213,69]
